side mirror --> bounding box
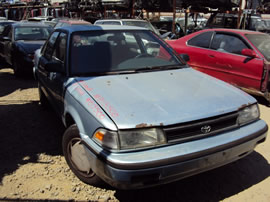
[44,61,63,73]
[241,48,258,58]
[2,36,11,41]
[179,53,190,62]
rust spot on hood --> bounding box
[238,103,253,110]
[135,123,148,128]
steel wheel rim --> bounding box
[67,137,95,178]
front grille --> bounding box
[163,111,239,143]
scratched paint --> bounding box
[76,86,85,96]
[93,94,119,118]
[80,81,93,92]
[86,98,105,120]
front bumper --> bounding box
[82,120,268,189]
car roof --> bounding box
[201,28,265,35]
[12,22,52,28]
[0,20,15,24]
[58,20,91,25]
[55,24,147,33]
[95,19,148,22]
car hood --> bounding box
[77,68,256,129]
[16,40,45,54]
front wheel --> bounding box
[62,124,103,186]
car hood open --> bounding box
[77,68,256,129]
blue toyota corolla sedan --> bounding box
[34,25,268,189]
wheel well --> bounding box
[65,113,75,128]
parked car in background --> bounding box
[35,25,267,189]
[0,22,53,76]
[206,13,262,30]
[0,21,15,35]
[255,18,270,34]
[54,19,91,29]
[167,28,270,103]
[0,20,15,63]
[27,16,56,27]
[94,19,160,35]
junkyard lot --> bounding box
[0,67,269,202]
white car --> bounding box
[94,19,160,35]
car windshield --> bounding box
[70,30,183,75]
[122,21,160,35]
[245,33,270,61]
[15,26,52,40]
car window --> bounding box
[122,21,160,35]
[52,32,67,63]
[8,27,12,39]
[44,31,59,59]
[187,31,213,48]
[211,33,248,55]
[2,25,11,37]
[102,21,121,25]
[14,27,52,40]
[0,24,5,34]
[70,30,183,75]
[246,33,270,61]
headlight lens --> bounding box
[118,128,166,150]
[93,128,166,150]
[238,104,259,126]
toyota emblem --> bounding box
[201,125,212,134]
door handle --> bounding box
[208,55,215,58]
[48,72,56,80]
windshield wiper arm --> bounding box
[135,65,181,72]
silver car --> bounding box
[35,25,268,189]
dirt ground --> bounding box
[0,67,269,202]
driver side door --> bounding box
[38,31,68,116]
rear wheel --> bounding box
[62,124,103,186]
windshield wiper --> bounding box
[73,70,137,76]
[73,65,183,76]
[135,65,181,72]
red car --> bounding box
[167,28,270,103]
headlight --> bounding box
[92,128,166,150]
[237,104,259,126]
[118,128,166,150]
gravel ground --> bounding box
[0,67,270,202]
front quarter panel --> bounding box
[64,79,118,137]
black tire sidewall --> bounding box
[62,124,102,186]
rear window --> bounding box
[15,26,52,40]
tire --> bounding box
[62,124,103,186]
[38,83,50,109]
[13,60,23,77]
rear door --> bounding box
[209,32,264,91]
